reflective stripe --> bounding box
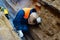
[23,8,32,19]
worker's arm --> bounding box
[13,10,24,28]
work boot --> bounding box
[18,30,24,38]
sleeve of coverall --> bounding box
[13,10,24,27]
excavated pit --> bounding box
[0,0,60,40]
[30,6,60,40]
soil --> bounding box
[30,4,60,40]
[1,0,60,40]
[0,12,21,40]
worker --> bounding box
[13,8,42,38]
[0,6,9,19]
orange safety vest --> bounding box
[23,8,32,19]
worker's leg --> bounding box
[13,9,25,39]
[12,24,24,38]
[13,9,24,30]
[22,25,29,32]
[14,25,25,37]
[15,25,28,38]
[22,25,34,40]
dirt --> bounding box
[0,12,21,40]
[2,0,60,40]
[30,5,60,40]
[42,0,60,10]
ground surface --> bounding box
[42,0,60,10]
[0,12,21,40]
[0,0,60,40]
[30,6,60,40]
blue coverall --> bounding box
[13,8,36,32]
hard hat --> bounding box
[28,12,42,25]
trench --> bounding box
[0,0,60,40]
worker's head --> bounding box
[28,12,42,25]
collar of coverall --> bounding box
[24,8,37,19]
